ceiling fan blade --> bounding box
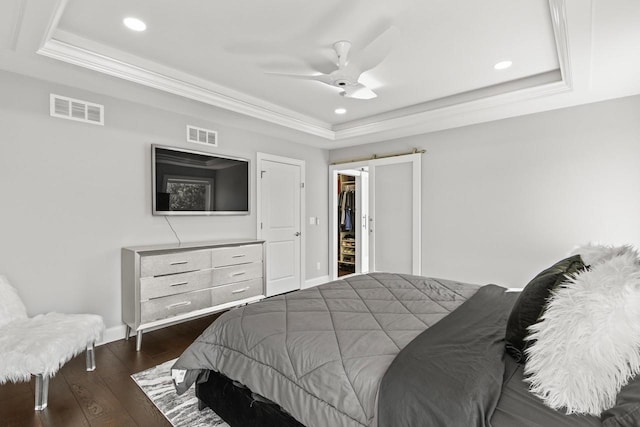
[349,25,399,73]
[260,58,316,74]
[260,48,338,76]
[302,50,340,75]
[341,83,377,100]
[265,72,333,85]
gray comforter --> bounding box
[378,284,516,427]
[172,272,480,427]
[379,284,603,427]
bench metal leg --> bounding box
[86,342,96,371]
[34,344,97,410]
[34,374,49,410]
[136,330,143,352]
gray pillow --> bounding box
[504,255,585,362]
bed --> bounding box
[172,270,639,427]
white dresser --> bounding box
[122,239,265,350]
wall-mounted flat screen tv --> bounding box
[152,145,249,215]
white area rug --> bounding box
[131,359,229,427]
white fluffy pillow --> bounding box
[571,243,639,267]
[0,275,28,328]
[524,251,640,415]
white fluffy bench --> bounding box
[0,275,104,410]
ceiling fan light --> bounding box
[123,17,147,32]
[494,60,513,70]
[343,85,377,100]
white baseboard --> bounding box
[98,324,127,346]
[303,275,330,289]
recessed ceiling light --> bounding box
[494,60,512,70]
[123,17,146,32]
[334,108,347,115]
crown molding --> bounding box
[36,0,572,143]
[334,70,564,131]
[37,38,335,140]
[334,75,571,140]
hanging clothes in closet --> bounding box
[339,188,356,231]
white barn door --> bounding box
[369,154,421,275]
[257,153,304,296]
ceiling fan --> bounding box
[268,27,397,100]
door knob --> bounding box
[295,232,301,236]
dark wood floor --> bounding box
[0,313,221,427]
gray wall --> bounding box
[3,65,640,332]
[330,95,640,288]
[0,70,329,329]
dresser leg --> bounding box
[124,325,131,341]
[136,330,143,352]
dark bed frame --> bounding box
[196,370,305,427]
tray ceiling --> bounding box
[3,0,640,146]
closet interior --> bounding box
[338,174,356,276]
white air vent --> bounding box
[50,94,104,125]
[187,125,217,146]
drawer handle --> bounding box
[170,282,188,287]
[169,261,189,266]
[232,254,246,258]
[166,301,191,310]
[231,271,246,277]
[231,287,250,294]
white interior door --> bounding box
[369,154,421,275]
[257,153,304,296]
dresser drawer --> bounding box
[211,278,263,306]
[212,244,262,267]
[140,250,212,277]
[141,289,211,323]
[213,262,263,286]
[140,270,213,301]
